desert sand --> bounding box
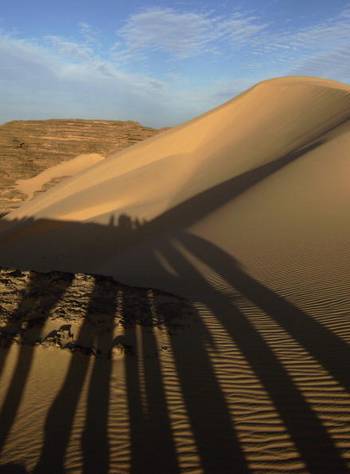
[0,76,349,473]
[16,153,105,201]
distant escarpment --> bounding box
[0,119,162,215]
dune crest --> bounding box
[16,153,105,201]
[7,76,350,225]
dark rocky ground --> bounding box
[0,267,195,358]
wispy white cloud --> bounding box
[78,22,100,46]
[113,5,350,81]
[292,45,350,79]
[45,35,94,61]
[116,7,268,60]
[250,4,350,79]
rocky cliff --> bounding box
[0,119,162,215]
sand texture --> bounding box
[16,153,106,201]
[0,76,349,472]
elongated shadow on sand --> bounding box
[0,133,349,472]
[80,276,117,474]
[121,287,180,474]
[33,275,117,474]
[0,271,74,455]
[143,250,249,473]
[164,300,248,472]
[0,138,326,276]
[1,231,349,472]
[178,232,350,393]
[158,233,349,473]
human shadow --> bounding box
[121,286,180,474]
[178,232,350,393]
[158,232,349,473]
[80,275,117,474]
[0,271,74,455]
[33,274,117,474]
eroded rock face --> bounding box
[0,119,162,215]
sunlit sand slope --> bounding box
[7,77,350,224]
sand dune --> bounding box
[16,153,105,201]
[6,77,350,223]
[0,76,350,472]
[1,76,349,294]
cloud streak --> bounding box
[46,35,94,61]
[113,5,350,80]
[116,7,268,60]
[251,4,350,79]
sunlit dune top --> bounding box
[6,75,350,225]
[253,75,350,90]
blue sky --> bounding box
[1,0,349,126]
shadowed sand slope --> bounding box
[0,76,350,473]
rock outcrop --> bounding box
[0,119,162,215]
[0,267,193,357]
